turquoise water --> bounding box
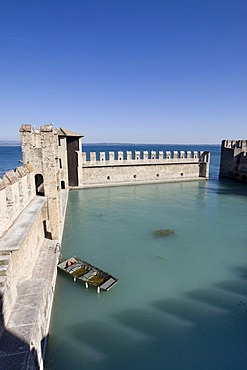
[45,178,247,370]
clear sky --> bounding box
[0,0,246,143]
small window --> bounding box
[107,176,110,180]
[181,173,183,176]
[156,174,159,177]
[133,175,136,178]
[59,158,62,168]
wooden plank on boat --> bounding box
[99,277,118,291]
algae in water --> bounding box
[153,229,175,238]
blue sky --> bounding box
[0,0,246,143]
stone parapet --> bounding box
[221,139,247,151]
[0,165,35,239]
[0,240,60,370]
[0,189,68,370]
[0,196,47,323]
[82,150,201,167]
[79,150,210,188]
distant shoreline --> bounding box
[83,143,220,146]
[0,141,21,146]
[0,141,220,147]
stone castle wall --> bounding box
[219,140,247,181]
[0,165,36,239]
[78,150,210,187]
[0,197,48,323]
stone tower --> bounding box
[20,124,62,239]
[20,124,83,239]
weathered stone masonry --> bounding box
[219,139,247,182]
[78,149,210,188]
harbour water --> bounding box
[44,145,247,370]
[1,144,247,369]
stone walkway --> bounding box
[0,190,68,370]
[0,238,60,370]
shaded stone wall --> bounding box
[58,136,69,189]
[219,140,247,181]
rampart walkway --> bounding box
[0,190,68,370]
[0,238,59,369]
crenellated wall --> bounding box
[219,139,247,181]
[0,165,35,239]
[79,150,210,188]
[221,139,247,151]
[82,149,201,164]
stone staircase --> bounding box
[0,252,11,338]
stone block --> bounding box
[16,166,28,178]
[19,124,32,132]
[3,171,19,185]
[0,180,6,191]
[40,124,53,132]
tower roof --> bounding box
[58,128,84,138]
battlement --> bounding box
[81,150,209,166]
[79,150,210,188]
[0,165,35,238]
[219,139,247,181]
[221,139,247,151]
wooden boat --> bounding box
[57,256,118,292]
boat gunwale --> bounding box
[57,256,118,291]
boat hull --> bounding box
[57,256,118,292]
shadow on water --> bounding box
[206,179,247,198]
[0,299,47,370]
[235,266,247,280]
[111,269,247,370]
[45,264,247,370]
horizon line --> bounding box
[0,140,221,147]
[83,142,221,146]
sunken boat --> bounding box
[58,256,118,292]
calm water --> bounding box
[0,146,22,178]
[43,144,247,370]
[2,144,247,369]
